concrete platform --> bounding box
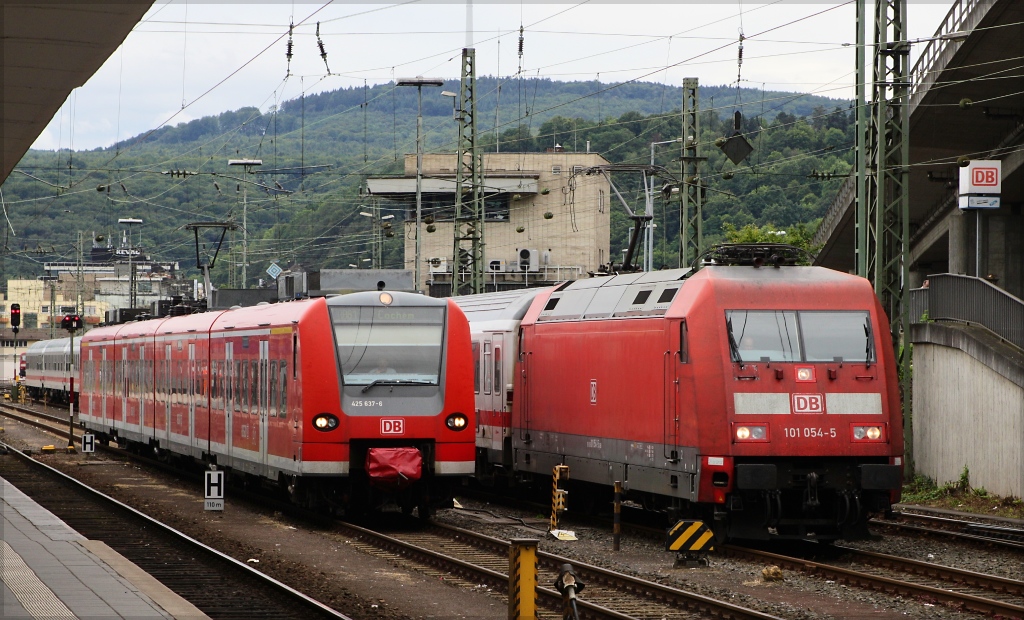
[1,476,209,619]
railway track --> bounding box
[872,510,1024,551]
[8,402,1021,618]
[340,519,784,620]
[724,544,1024,619]
[4,403,783,619]
[0,441,351,620]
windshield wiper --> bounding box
[864,318,875,366]
[361,379,433,393]
[727,317,743,362]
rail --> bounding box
[911,273,1024,350]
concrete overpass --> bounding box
[814,0,1024,300]
[2,3,154,183]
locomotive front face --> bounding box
[725,308,895,455]
[326,292,475,495]
[720,303,903,540]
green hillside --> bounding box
[2,78,854,287]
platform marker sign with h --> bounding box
[81,434,95,453]
[204,470,225,511]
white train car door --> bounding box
[491,333,506,452]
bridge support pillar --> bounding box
[948,209,969,275]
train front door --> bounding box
[258,340,269,472]
[663,320,683,462]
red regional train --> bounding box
[24,291,476,517]
[454,245,903,541]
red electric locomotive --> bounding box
[457,245,903,541]
[72,291,475,517]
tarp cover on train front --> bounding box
[366,447,423,490]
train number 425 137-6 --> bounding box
[783,427,836,438]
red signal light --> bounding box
[10,303,21,328]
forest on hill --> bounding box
[2,77,854,286]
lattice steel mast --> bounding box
[680,78,705,267]
[452,48,485,295]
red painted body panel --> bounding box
[63,294,475,510]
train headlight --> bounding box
[734,425,767,441]
[445,413,469,431]
[795,367,815,382]
[312,413,339,431]
[852,425,884,441]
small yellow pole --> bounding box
[508,538,538,619]
[550,464,569,532]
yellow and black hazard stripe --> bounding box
[666,520,715,552]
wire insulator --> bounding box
[316,21,331,74]
[518,26,524,57]
[286,21,294,63]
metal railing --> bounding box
[815,0,997,251]
[911,274,1024,351]
[910,0,994,109]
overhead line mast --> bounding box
[451,48,485,296]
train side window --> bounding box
[178,361,185,404]
[242,361,250,413]
[234,361,242,413]
[483,341,492,395]
[280,362,288,416]
[678,320,689,363]
[250,361,258,413]
[472,341,480,394]
[269,361,278,417]
[292,334,298,379]
[494,346,501,392]
[210,361,218,407]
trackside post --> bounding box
[550,465,569,532]
[613,480,622,551]
[508,538,538,619]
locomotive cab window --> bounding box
[332,305,445,386]
[727,310,875,364]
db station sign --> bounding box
[959,160,1001,209]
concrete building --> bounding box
[3,278,109,334]
[367,150,612,294]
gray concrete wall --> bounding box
[911,323,1024,498]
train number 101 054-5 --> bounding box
[783,427,836,439]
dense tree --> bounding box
[2,79,852,286]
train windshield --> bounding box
[331,306,445,385]
[727,310,874,363]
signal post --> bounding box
[61,314,83,452]
[10,304,20,398]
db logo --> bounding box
[381,419,405,435]
[972,167,999,186]
[792,394,824,414]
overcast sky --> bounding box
[32,1,953,151]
